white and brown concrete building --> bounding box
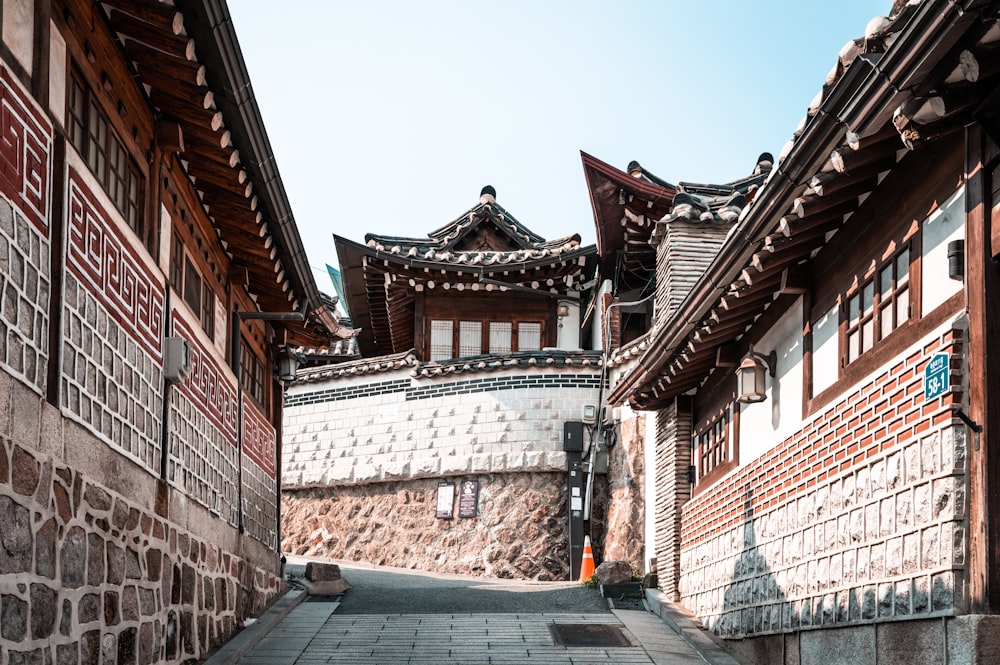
[598,0,1000,662]
[0,1,346,663]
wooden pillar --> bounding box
[413,290,425,361]
[965,123,1000,613]
[654,396,693,601]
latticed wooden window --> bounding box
[694,410,730,482]
[518,322,542,351]
[240,339,265,406]
[844,244,911,365]
[489,322,512,353]
[67,68,147,252]
[459,321,482,356]
[430,320,453,360]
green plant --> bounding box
[582,573,599,589]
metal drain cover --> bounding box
[550,623,632,647]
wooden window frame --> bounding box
[67,68,148,251]
[841,240,914,367]
[692,404,738,492]
[427,318,546,360]
[171,235,217,341]
[240,338,266,408]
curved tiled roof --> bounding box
[294,350,419,383]
[411,350,604,378]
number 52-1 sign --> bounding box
[924,353,950,401]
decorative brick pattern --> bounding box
[61,271,162,473]
[241,394,277,547]
[283,367,602,487]
[0,195,49,392]
[0,65,52,234]
[655,400,692,601]
[283,379,408,407]
[167,389,238,524]
[0,438,280,664]
[66,169,164,362]
[169,313,239,525]
[678,325,966,638]
[243,394,276,478]
[242,457,277,548]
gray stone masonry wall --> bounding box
[678,325,967,640]
[0,196,49,394]
[0,373,282,664]
[282,472,571,580]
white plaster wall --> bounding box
[922,187,965,313]
[739,297,804,466]
[283,366,602,487]
[812,304,839,396]
[47,19,65,126]
[555,293,581,350]
[3,0,33,76]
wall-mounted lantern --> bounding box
[276,347,301,382]
[736,349,776,404]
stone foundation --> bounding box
[282,472,571,580]
[599,416,645,572]
[721,615,1000,665]
[0,399,282,664]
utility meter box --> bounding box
[563,421,584,452]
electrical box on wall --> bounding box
[163,337,192,385]
[563,421,584,452]
[581,404,598,425]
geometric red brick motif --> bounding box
[66,169,164,361]
[242,394,276,478]
[0,66,51,234]
[172,312,238,446]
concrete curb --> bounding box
[644,588,745,665]
[201,588,307,665]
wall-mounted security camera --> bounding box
[163,337,192,385]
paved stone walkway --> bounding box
[234,601,708,665]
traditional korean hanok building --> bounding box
[580,151,771,573]
[605,0,1000,662]
[281,187,602,580]
[0,1,346,663]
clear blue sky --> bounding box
[228,1,884,286]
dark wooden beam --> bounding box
[106,9,194,60]
[121,38,206,87]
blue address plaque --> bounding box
[924,353,950,401]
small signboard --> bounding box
[924,352,950,401]
[435,481,455,519]
[458,480,479,518]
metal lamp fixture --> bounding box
[276,347,301,382]
[736,349,776,404]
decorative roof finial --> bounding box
[480,185,496,205]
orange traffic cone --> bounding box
[579,535,596,583]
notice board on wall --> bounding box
[436,481,455,519]
[458,479,479,518]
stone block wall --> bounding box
[678,323,966,640]
[598,414,645,572]
[0,374,282,664]
[282,472,570,580]
[283,365,602,487]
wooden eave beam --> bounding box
[102,0,185,35]
[134,63,213,110]
[181,134,239,167]
[150,89,223,132]
[793,177,878,219]
[121,39,206,87]
[187,162,252,198]
[106,9,194,61]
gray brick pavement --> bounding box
[233,604,711,665]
